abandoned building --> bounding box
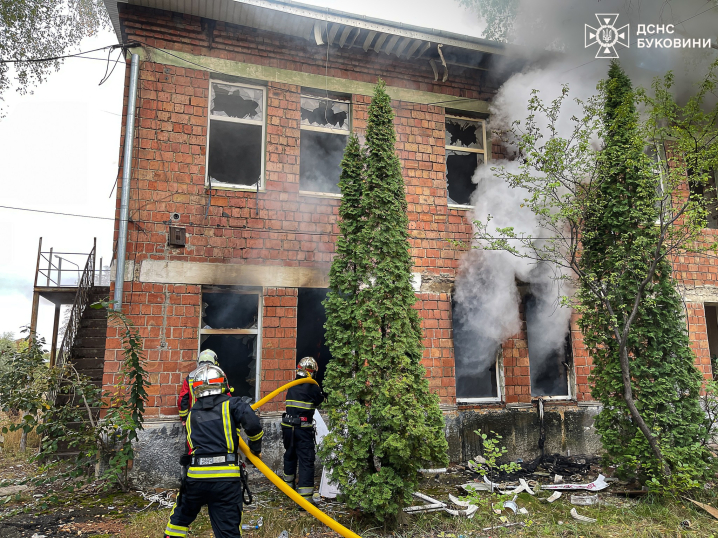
[35,0,715,486]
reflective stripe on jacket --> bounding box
[186,393,263,479]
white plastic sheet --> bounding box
[315,411,341,499]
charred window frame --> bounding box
[299,93,351,196]
[295,288,333,387]
[206,81,267,190]
[199,287,263,402]
[523,293,574,400]
[451,296,504,403]
[445,116,487,208]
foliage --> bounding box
[470,59,718,489]
[321,80,448,524]
[459,0,519,42]
[0,304,148,491]
[0,0,109,116]
[468,430,521,483]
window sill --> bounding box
[448,203,474,211]
[206,183,265,193]
[298,190,343,199]
[457,398,502,404]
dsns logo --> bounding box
[585,14,629,58]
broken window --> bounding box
[524,294,571,398]
[452,298,501,400]
[689,169,718,230]
[200,288,261,401]
[207,82,265,189]
[295,288,333,387]
[299,94,350,194]
[445,117,486,206]
[704,304,718,380]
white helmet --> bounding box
[297,356,319,379]
[197,349,218,367]
[192,364,227,399]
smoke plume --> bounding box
[453,0,717,396]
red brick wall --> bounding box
[105,4,715,421]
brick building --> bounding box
[100,0,715,485]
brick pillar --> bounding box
[260,288,298,412]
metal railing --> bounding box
[55,245,96,370]
[36,249,109,288]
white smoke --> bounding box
[454,162,573,395]
[451,0,718,393]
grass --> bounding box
[120,483,718,538]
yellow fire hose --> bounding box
[236,377,361,538]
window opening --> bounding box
[300,94,350,194]
[295,288,333,387]
[452,297,501,400]
[200,288,261,401]
[207,82,265,189]
[445,116,486,206]
[524,294,571,397]
[690,169,718,230]
[704,304,718,380]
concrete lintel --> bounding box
[140,260,330,288]
[681,285,718,304]
[109,260,135,282]
[134,47,490,114]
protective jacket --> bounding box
[164,394,263,538]
[281,382,324,427]
[178,368,230,421]
[281,382,324,501]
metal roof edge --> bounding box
[104,0,517,56]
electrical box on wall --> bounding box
[168,226,186,247]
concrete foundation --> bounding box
[129,404,602,489]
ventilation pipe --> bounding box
[113,52,140,310]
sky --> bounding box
[0,0,485,346]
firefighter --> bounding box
[281,356,324,504]
[164,363,263,538]
[178,349,231,424]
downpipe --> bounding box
[113,52,140,310]
[238,377,362,538]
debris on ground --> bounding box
[685,498,718,520]
[570,493,599,505]
[541,474,609,491]
[571,507,598,523]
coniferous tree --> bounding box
[321,81,448,522]
[579,61,708,482]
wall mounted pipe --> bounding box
[113,52,140,310]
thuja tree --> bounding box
[321,80,448,522]
[471,60,718,489]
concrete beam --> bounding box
[134,47,491,115]
[139,260,330,288]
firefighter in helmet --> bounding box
[281,356,324,504]
[178,349,230,424]
[164,363,263,538]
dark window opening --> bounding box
[202,292,258,330]
[295,288,333,387]
[445,117,484,150]
[524,294,571,397]
[208,120,262,187]
[211,84,263,121]
[301,97,349,130]
[445,117,485,206]
[300,131,348,194]
[200,334,257,400]
[704,304,718,380]
[452,298,499,399]
[446,150,483,205]
[689,170,718,230]
[200,289,260,402]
